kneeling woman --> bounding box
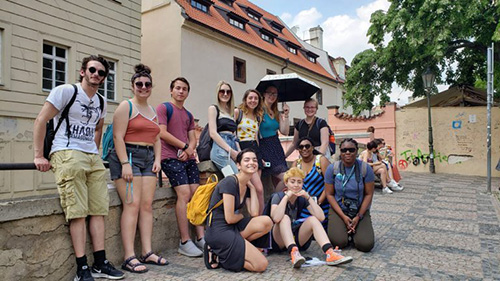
[204,148,273,272]
[270,167,353,268]
[326,138,376,252]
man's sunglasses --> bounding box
[298,144,312,150]
[340,147,356,153]
[88,67,106,77]
[135,81,152,89]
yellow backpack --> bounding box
[187,174,223,226]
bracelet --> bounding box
[121,160,130,165]
[182,143,189,151]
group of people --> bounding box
[33,55,380,280]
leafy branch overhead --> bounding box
[344,0,499,115]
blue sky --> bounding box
[248,0,436,105]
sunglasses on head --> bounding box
[135,81,152,89]
[340,147,356,153]
[298,144,312,150]
[219,89,232,95]
[88,67,106,77]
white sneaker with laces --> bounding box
[387,180,398,189]
[391,184,404,191]
[178,240,203,257]
[382,187,393,194]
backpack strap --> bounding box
[164,101,194,127]
[236,109,243,125]
[58,84,78,147]
[97,93,104,113]
[315,154,322,174]
[333,160,341,175]
[127,100,133,118]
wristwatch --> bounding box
[182,143,189,151]
[357,213,364,220]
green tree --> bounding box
[345,0,499,115]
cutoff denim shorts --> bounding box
[108,144,156,180]
[210,132,239,174]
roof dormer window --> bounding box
[190,0,212,13]
[286,41,301,55]
[260,28,277,44]
[229,18,244,29]
[270,21,284,33]
[306,51,319,63]
[246,7,262,22]
[227,12,248,30]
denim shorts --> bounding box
[108,144,156,180]
[210,132,239,174]
[161,158,200,187]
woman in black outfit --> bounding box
[204,148,273,272]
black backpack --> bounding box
[44,85,104,159]
[196,105,219,162]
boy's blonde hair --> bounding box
[283,167,305,183]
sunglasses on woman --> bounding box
[219,89,232,95]
[298,144,312,150]
[340,147,356,153]
[135,81,153,89]
[88,67,106,77]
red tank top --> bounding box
[124,110,160,145]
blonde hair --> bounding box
[237,89,263,120]
[215,81,234,117]
[284,167,305,183]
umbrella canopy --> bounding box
[256,73,321,102]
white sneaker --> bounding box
[194,237,205,249]
[387,180,398,189]
[382,187,393,194]
[178,240,203,257]
[391,184,404,191]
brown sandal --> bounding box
[139,251,169,266]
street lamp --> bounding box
[422,68,436,173]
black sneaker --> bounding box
[74,265,94,281]
[91,260,125,280]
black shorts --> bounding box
[161,158,200,187]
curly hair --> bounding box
[284,167,305,183]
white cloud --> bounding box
[280,12,292,23]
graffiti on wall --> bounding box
[398,149,473,170]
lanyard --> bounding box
[341,166,355,197]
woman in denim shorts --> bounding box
[108,64,167,273]
[208,81,240,174]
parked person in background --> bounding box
[259,85,290,191]
[292,137,331,230]
[235,89,265,212]
[326,139,375,252]
[204,148,273,272]
[208,81,240,174]
[367,126,375,141]
[270,167,353,268]
[33,55,124,280]
[374,138,403,187]
[285,98,330,159]
[158,77,204,257]
[108,64,167,273]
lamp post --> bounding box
[422,68,436,173]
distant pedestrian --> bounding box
[158,77,205,257]
[269,167,353,268]
[33,55,124,280]
[326,138,375,252]
[108,64,167,273]
[367,126,375,141]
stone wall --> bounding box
[0,186,178,280]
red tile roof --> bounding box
[175,0,337,81]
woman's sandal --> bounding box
[203,243,220,270]
[121,256,149,274]
[139,251,169,266]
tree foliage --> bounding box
[345,0,499,115]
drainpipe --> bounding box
[281,58,289,74]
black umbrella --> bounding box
[256,73,321,102]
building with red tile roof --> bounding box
[142,0,348,125]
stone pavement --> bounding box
[123,172,500,281]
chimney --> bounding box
[308,25,323,49]
[333,57,346,80]
[291,25,300,36]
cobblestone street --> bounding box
[124,172,500,281]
